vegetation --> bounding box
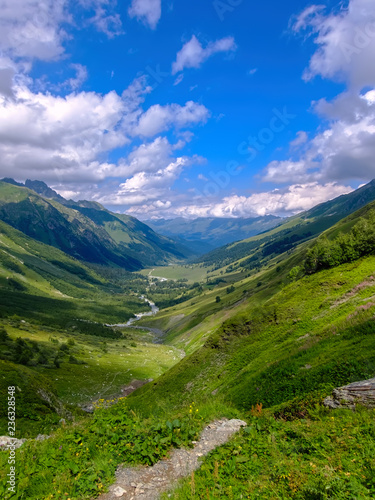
[0,400,203,500]
[163,407,375,499]
[1,181,375,499]
[0,180,191,271]
[305,210,375,273]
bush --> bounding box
[305,210,375,274]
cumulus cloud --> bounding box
[0,72,210,213]
[290,131,308,149]
[0,0,68,61]
[125,182,353,219]
[135,101,210,137]
[291,0,375,89]
[263,90,375,184]
[172,35,237,74]
[98,157,191,206]
[128,0,161,29]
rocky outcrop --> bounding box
[324,377,375,409]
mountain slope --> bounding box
[129,199,375,414]
[0,180,192,270]
[0,218,149,326]
[145,215,281,253]
[196,179,375,269]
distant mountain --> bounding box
[197,179,375,268]
[145,215,282,254]
[0,180,193,270]
[24,179,66,202]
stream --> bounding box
[109,273,165,342]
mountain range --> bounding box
[0,179,192,270]
[145,215,282,253]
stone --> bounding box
[113,486,126,497]
[0,437,26,449]
[324,377,375,410]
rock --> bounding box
[0,436,26,449]
[324,377,375,409]
[113,486,127,497]
[35,434,50,441]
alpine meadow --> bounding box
[1,0,375,499]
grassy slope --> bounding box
[0,219,149,325]
[0,181,191,270]
[129,254,375,414]
[1,321,183,413]
[196,179,375,270]
[1,198,375,499]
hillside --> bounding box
[145,215,281,254]
[1,192,375,499]
[0,180,192,270]
[196,179,375,270]
[0,218,151,325]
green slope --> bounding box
[196,179,375,270]
[0,180,192,270]
[0,219,149,326]
[129,229,375,417]
[1,188,375,500]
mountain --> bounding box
[0,179,193,270]
[2,181,375,499]
[196,179,375,269]
[145,215,282,254]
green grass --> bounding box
[0,321,184,438]
[1,189,375,499]
[0,400,203,500]
[162,407,375,499]
[128,255,375,416]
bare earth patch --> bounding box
[332,276,375,308]
[97,418,247,500]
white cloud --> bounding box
[116,137,175,177]
[77,0,124,38]
[0,85,130,183]
[290,131,308,149]
[263,90,375,184]
[0,72,211,217]
[0,0,68,61]
[135,101,210,137]
[128,0,161,29]
[99,157,190,206]
[172,35,237,74]
[125,182,353,219]
[291,0,375,89]
[64,64,88,90]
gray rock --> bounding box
[0,436,26,449]
[113,486,127,497]
[324,377,375,410]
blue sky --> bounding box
[0,0,375,219]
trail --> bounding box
[97,419,247,500]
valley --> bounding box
[0,180,375,499]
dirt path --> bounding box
[98,418,247,500]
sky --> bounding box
[0,0,375,220]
